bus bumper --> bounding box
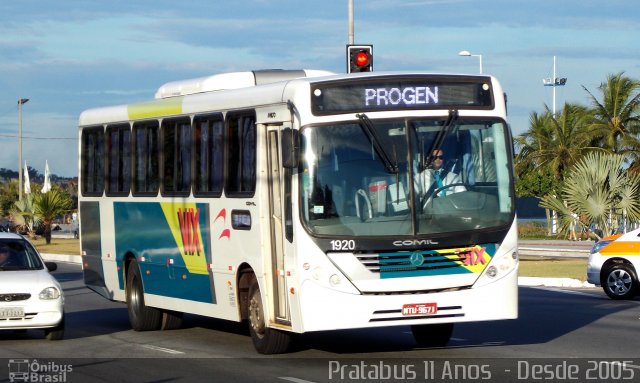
[297,267,518,332]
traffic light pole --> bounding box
[348,0,354,45]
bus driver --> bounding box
[415,148,466,201]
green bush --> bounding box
[518,221,548,239]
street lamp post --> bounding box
[542,56,567,117]
[18,98,29,201]
[458,50,483,74]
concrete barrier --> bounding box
[518,246,590,258]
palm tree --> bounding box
[540,153,640,238]
[514,110,553,177]
[33,188,73,244]
[9,194,41,237]
[515,105,601,235]
[518,104,600,183]
[583,72,640,157]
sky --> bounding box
[0,0,638,177]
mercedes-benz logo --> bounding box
[4,295,13,302]
[409,252,425,267]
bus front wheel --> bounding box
[247,278,291,354]
[411,323,454,348]
[126,259,162,331]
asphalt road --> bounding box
[1,262,639,383]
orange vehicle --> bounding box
[587,229,640,299]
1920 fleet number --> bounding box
[330,240,355,251]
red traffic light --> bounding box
[355,51,370,68]
[347,45,373,73]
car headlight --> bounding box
[39,287,61,300]
[590,240,612,254]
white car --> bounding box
[0,233,65,340]
[587,228,640,300]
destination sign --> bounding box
[311,76,494,115]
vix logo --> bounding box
[177,208,202,256]
[462,246,487,266]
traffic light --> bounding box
[347,45,373,73]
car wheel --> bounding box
[126,259,162,330]
[602,263,639,300]
[45,313,65,341]
[411,323,454,347]
[247,278,291,354]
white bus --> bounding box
[79,69,518,354]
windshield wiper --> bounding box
[427,109,459,158]
[356,113,399,174]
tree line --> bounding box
[515,72,640,238]
[0,179,76,244]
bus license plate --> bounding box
[0,307,24,319]
[402,303,437,316]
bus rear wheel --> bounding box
[126,259,162,331]
[160,310,184,330]
[411,323,454,347]
[247,278,291,354]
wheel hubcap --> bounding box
[607,270,632,295]
[249,293,265,336]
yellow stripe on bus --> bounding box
[127,97,183,120]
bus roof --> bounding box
[78,70,500,127]
[154,69,335,99]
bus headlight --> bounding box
[475,249,518,287]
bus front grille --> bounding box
[356,249,472,277]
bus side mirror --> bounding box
[281,128,300,169]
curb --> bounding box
[41,253,82,264]
[518,276,595,288]
[518,247,590,258]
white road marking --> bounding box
[279,377,318,383]
[534,287,602,298]
[140,344,185,354]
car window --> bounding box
[0,239,44,271]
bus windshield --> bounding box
[300,117,514,237]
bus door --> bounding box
[266,125,292,325]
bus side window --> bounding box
[226,112,256,197]
[162,117,192,196]
[81,126,105,196]
[106,124,131,196]
[132,121,159,196]
[194,114,224,196]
